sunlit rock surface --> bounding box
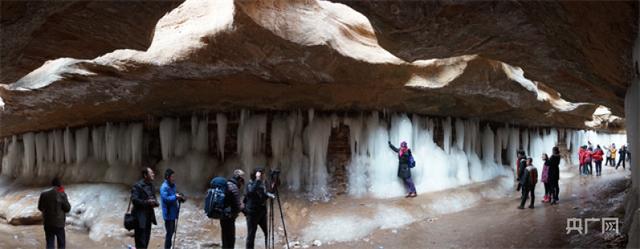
[1,0,636,136]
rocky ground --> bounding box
[0,165,631,249]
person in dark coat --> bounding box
[516,150,527,191]
[616,145,628,170]
[38,177,71,249]
[388,141,417,198]
[547,146,561,205]
[243,168,271,249]
[221,169,245,249]
[518,158,537,209]
[160,168,184,249]
[131,167,159,249]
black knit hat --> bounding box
[165,168,175,180]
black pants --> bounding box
[519,185,535,207]
[616,157,626,169]
[220,218,236,249]
[44,226,65,249]
[134,222,152,249]
[595,160,602,175]
[605,157,612,166]
[164,219,176,249]
[548,180,559,201]
[245,211,268,249]
[543,182,549,196]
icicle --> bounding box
[442,117,452,154]
[159,118,176,160]
[216,113,227,160]
[63,128,74,164]
[91,126,105,161]
[22,132,36,177]
[105,123,118,166]
[75,127,89,164]
[35,132,47,167]
[131,123,143,164]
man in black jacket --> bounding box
[38,177,71,249]
[221,169,245,249]
[516,150,527,191]
[244,168,271,249]
[131,167,159,249]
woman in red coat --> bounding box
[592,145,604,176]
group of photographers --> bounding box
[129,166,272,249]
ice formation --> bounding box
[0,111,628,199]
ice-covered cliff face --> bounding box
[0,0,635,137]
[0,111,627,201]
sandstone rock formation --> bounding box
[1,0,635,137]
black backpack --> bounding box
[204,176,229,219]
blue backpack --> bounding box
[204,177,229,219]
[409,154,416,168]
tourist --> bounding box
[38,177,71,249]
[221,169,245,249]
[610,143,618,167]
[540,153,550,203]
[518,157,538,209]
[578,145,586,175]
[548,147,561,205]
[604,144,613,166]
[585,147,593,175]
[160,168,185,249]
[616,145,628,170]
[388,141,417,197]
[516,150,527,191]
[244,168,270,249]
[131,167,159,249]
[593,145,604,176]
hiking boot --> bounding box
[517,206,525,209]
[529,204,534,209]
[410,192,418,198]
[550,200,558,205]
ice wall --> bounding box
[0,111,628,200]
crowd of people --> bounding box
[578,142,631,176]
[34,140,632,248]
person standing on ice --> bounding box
[540,153,550,203]
[518,157,538,209]
[388,141,417,198]
[131,167,159,249]
[547,147,561,205]
[616,145,628,170]
[220,169,245,248]
[593,145,604,176]
[38,177,71,249]
[160,168,185,249]
[516,150,527,191]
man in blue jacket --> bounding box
[160,168,184,249]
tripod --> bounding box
[268,173,290,249]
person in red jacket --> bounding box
[592,145,604,176]
[578,146,586,176]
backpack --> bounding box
[408,154,416,168]
[204,176,229,219]
[529,167,538,185]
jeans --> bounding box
[44,226,65,249]
[245,211,268,249]
[134,221,152,249]
[403,177,416,194]
[519,185,535,207]
[164,219,176,249]
[220,218,236,249]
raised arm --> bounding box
[388,141,399,153]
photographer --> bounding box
[160,168,185,249]
[131,167,159,249]
[244,168,271,249]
